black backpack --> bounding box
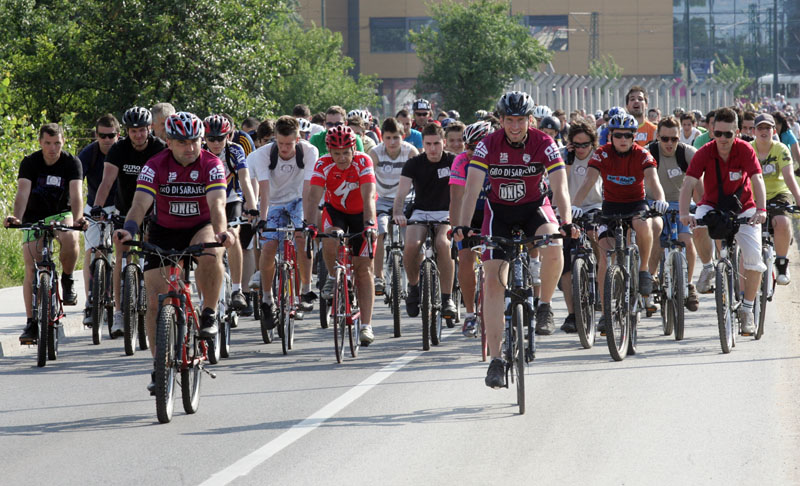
[269,142,304,171]
[647,140,688,173]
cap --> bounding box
[754,113,775,127]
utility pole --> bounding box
[589,12,599,64]
[321,0,325,28]
[773,0,779,97]
[685,0,691,84]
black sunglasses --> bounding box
[206,135,227,143]
[414,112,430,117]
[659,136,679,143]
[572,141,592,148]
[713,130,735,139]
[97,132,117,139]
[612,132,634,139]
[325,121,344,128]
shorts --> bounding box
[226,201,242,222]
[260,198,304,242]
[481,199,558,261]
[376,197,394,235]
[767,193,794,218]
[321,204,376,259]
[83,204,119,249]
[599,200,649,240]
[694,205,766,272]
[409,209,449,224]
[144,221,212,271]
[23,211,70,243]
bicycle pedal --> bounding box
[375,290,385,296]
[201,366,217,379]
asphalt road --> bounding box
[1,256,799,485]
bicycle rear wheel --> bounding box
[572,257,595,349]
[627,248,640,356]
[431,268,443,346]
[755,248,770,340]
[155,305,178,423]
[659,256,673,336]
[137,277,148,351]
[48,288,59,361]
[604,265,629,361]
[512,303,525,415]
[716,261,735,353]
[317,251,331,329]
[36,274,50,368]
[220,310,232,358]
[206,315,221,365]
[476,265,487,361]
[420,261,432,351]
[90,259,105,345]
[332,269,346,363]
[671,252,686,341]
[348,287,360,358]
[181,313,201,415]
[123,265,138,355]
[391,252,403,337]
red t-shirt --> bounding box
[310,152,376,214]
[686,137,761,211]
[588,143,656,203]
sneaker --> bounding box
[61,274,78,306]
[696,265,714,294]
[321,277,336,300]
[530,259,541,286]
[298,291,316,312]
[406,284,420,318]
[638,271,653,296]
[776,258,790,285]
[147,371,156,396]
[535,303,555,335]
[441,298,457,320]
[597,315,607,335]
[198,308,218,338]
[240,294,253,318]
[110,310,124,338]
[19,318,37,344]
[560,313,577,333]
[295,308,304,321]
[261,302,277,329]
[248,271,261,290]
[462,316,478,337]
[230,290,247,311]
[644,295,657,313]
[360,324,375,345]
[484,358,506,389]
[685,283,699,312]
[83,306,92,325]
[374,277,386,296]
[739,308,756,335]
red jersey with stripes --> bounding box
[469,128,565,206]
[588,143,657,203]
[310,152,377,215]
[135,149,227,229]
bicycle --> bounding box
[654,209,689,341]
[308,229,372,363]
[477,230,562,415]
[601,209,660,361]
[120,219,149,356]
[84,210,124,345]
[461,234,487,361]
[407,220,452,351]
[260,224,301,355]
[8,221,84,367]
[124,240,222,424]
[570,211,600,349]
[382,216,406,338]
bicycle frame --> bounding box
[157,260,208,369]
[659,211,689,305]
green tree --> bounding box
[409,0,551,122]
[713,55,751,98]
[588,54,623,79]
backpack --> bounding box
[647,141,688,173]
[269,142,304,171]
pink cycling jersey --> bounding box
[135,149,227,229]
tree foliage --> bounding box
[409,0,551,122]
[588,54,623,79]
[713,55,751,98]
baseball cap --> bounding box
[754,113,775,127]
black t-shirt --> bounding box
[104,134,167,213]
[78,141,117,206]
[401,151,454,211]
[18,150,82,223]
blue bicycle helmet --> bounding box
[607,106,627,119]
[607,113,638,130]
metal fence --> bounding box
[512,74,738,116]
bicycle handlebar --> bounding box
[598,209,661,223]
[123,240,224,259]
[477,233,563,251]
[7,221,85,232]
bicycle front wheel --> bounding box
[155,305,179,423]
[476,265,487,361]
[572,257,595,349]
[280,266,290,355]
[91,259,105,345]
[755,248,770,340]
[420,261,432,351]
[431,267,443,346]
[391,252,403,337]
[181,313,202,415]
[604,265,629,361]
[512,303,526,415]
[36,274,50,368]
[671,252,686,341]
[348,288,360,358]
[716,261,735,354]
[317,252,331,329]
[137,276,148,351]
[332,269,346,363]
[123,265,138,355]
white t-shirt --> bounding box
[567,152,602,211]
[249,140,317,205]
[371,141,415,199]
[679,127,701,146]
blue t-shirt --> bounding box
[404,129,423,150]
[780,130,798,147]
[78,141,115,207]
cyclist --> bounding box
[114,111,235,394]
[444,121,466,155]
[221,113,255,157]
[150,102,176,141]
[395,109,423,150]
[5,123,86,344]
[304,125,378,345]
[453,91,577,389]
[625,85,657,146]
[393,123,457,320]
[598,106,626,145]
[348,109,380,146]
[538,116,563,148]
[751,113,800,284]
[740,111,757,141]
[411,99,433,131]
[572,113,668,331]
[79,114,119,324]
[253,120,274,149]
[347,115,376,153]
[309,106,365,157]
[367,117,419,294]
[679,107,768,334]
[532,105,552,128]
[679,112,702,146]
[93,106,167,337]
[203,114,258,310]
[250,115,319,326]
[449,120,494,337]
[693,110,716,149]
[644,116,701,312]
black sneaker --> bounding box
[406,284,420,318]
[61,274,78,306]
[261,302,277,329]
[560,313,577,333]
[230,290,247,311]
[638,271,653,296]
[441,298,457,320]
[299,291,316,312]
[147,371,156,396]
[198,308,218,338]
[485,358,506,389]
[240,293,253,317]
[535,303,555,335]
[19,318,37,344]
[598,316,607,335]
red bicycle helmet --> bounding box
[325,125,357,150]
[203,114,232,137]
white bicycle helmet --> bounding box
[532,105,553,119]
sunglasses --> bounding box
[97,132,118,139]
[713,130,735,139]
[325,121,344,128]
[572,141,592,149]
[414,112,430,117]
[206,136,227,143]
[659,136,679,143]
[612,132,634,140]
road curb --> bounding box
[0,312,90,358]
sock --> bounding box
[466,312,475,319]
[232,283,241,292]
[328,275,336,282]
[540,301,551,306]
[263,292,274,305]
[361,323,371,329]
[703,262,713,270]
[302,284,311,294]
[742,299,754,310]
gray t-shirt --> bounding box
[646,143,697,202]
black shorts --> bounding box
[226,201,242,222]
[599,200,648,240]
[470,209,484,232]
[481,199,558,261]
[321,204,375,258]
[144,222,212,271]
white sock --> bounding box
[466,312,475,319]
[703,262,713,270]
[232,283,241,292]
[302,284,311,294]
[263,292,274,305]
[361,323,371,329]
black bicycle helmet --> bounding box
[122,106,152,128]
[496,91,535,117]
[539,116,561,132]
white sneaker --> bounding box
[248,271,261,290]
[696,266,714,294]
[359,324,374,345]
[530,259,541,286]
[83,307,92,325]
[776,258,790,286]
[110,310,124,338]
[738,308,756,335]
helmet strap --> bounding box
[505,132,528,149]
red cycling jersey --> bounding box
[686,137,761,211]
[135,149,227,229]
[588,143,656,203]
[310,152,377,215]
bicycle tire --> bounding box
[512,302,526,414]
[420,261,432,351]
[259,275,275,344]
[349,286,360,358]
[671,252,686,341]
[476,265,487,361]
[447,259,459,328]
[48,279,60,361]
[220,310,231,358]
[206,314,221,365]
[36,274,50,367]
[391,252,402,337]
[604,265,629,361]
[155,304,178,423]
[716,261,735,354]
[317,252,330,329]
[627,248,640,356]
[137,275,148,351]
[280,266,290,355]
[572,257,595,349]
[181,313,201,415]
[431,268,443,346]
[252,290,261,320]
[123,265,138,356]
[659,256,673,336]
[90,259,105,345]
[332,269,346,363]
[755,247,770,340]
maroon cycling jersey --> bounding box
[135,149,227,229]
[469,128,565,206]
